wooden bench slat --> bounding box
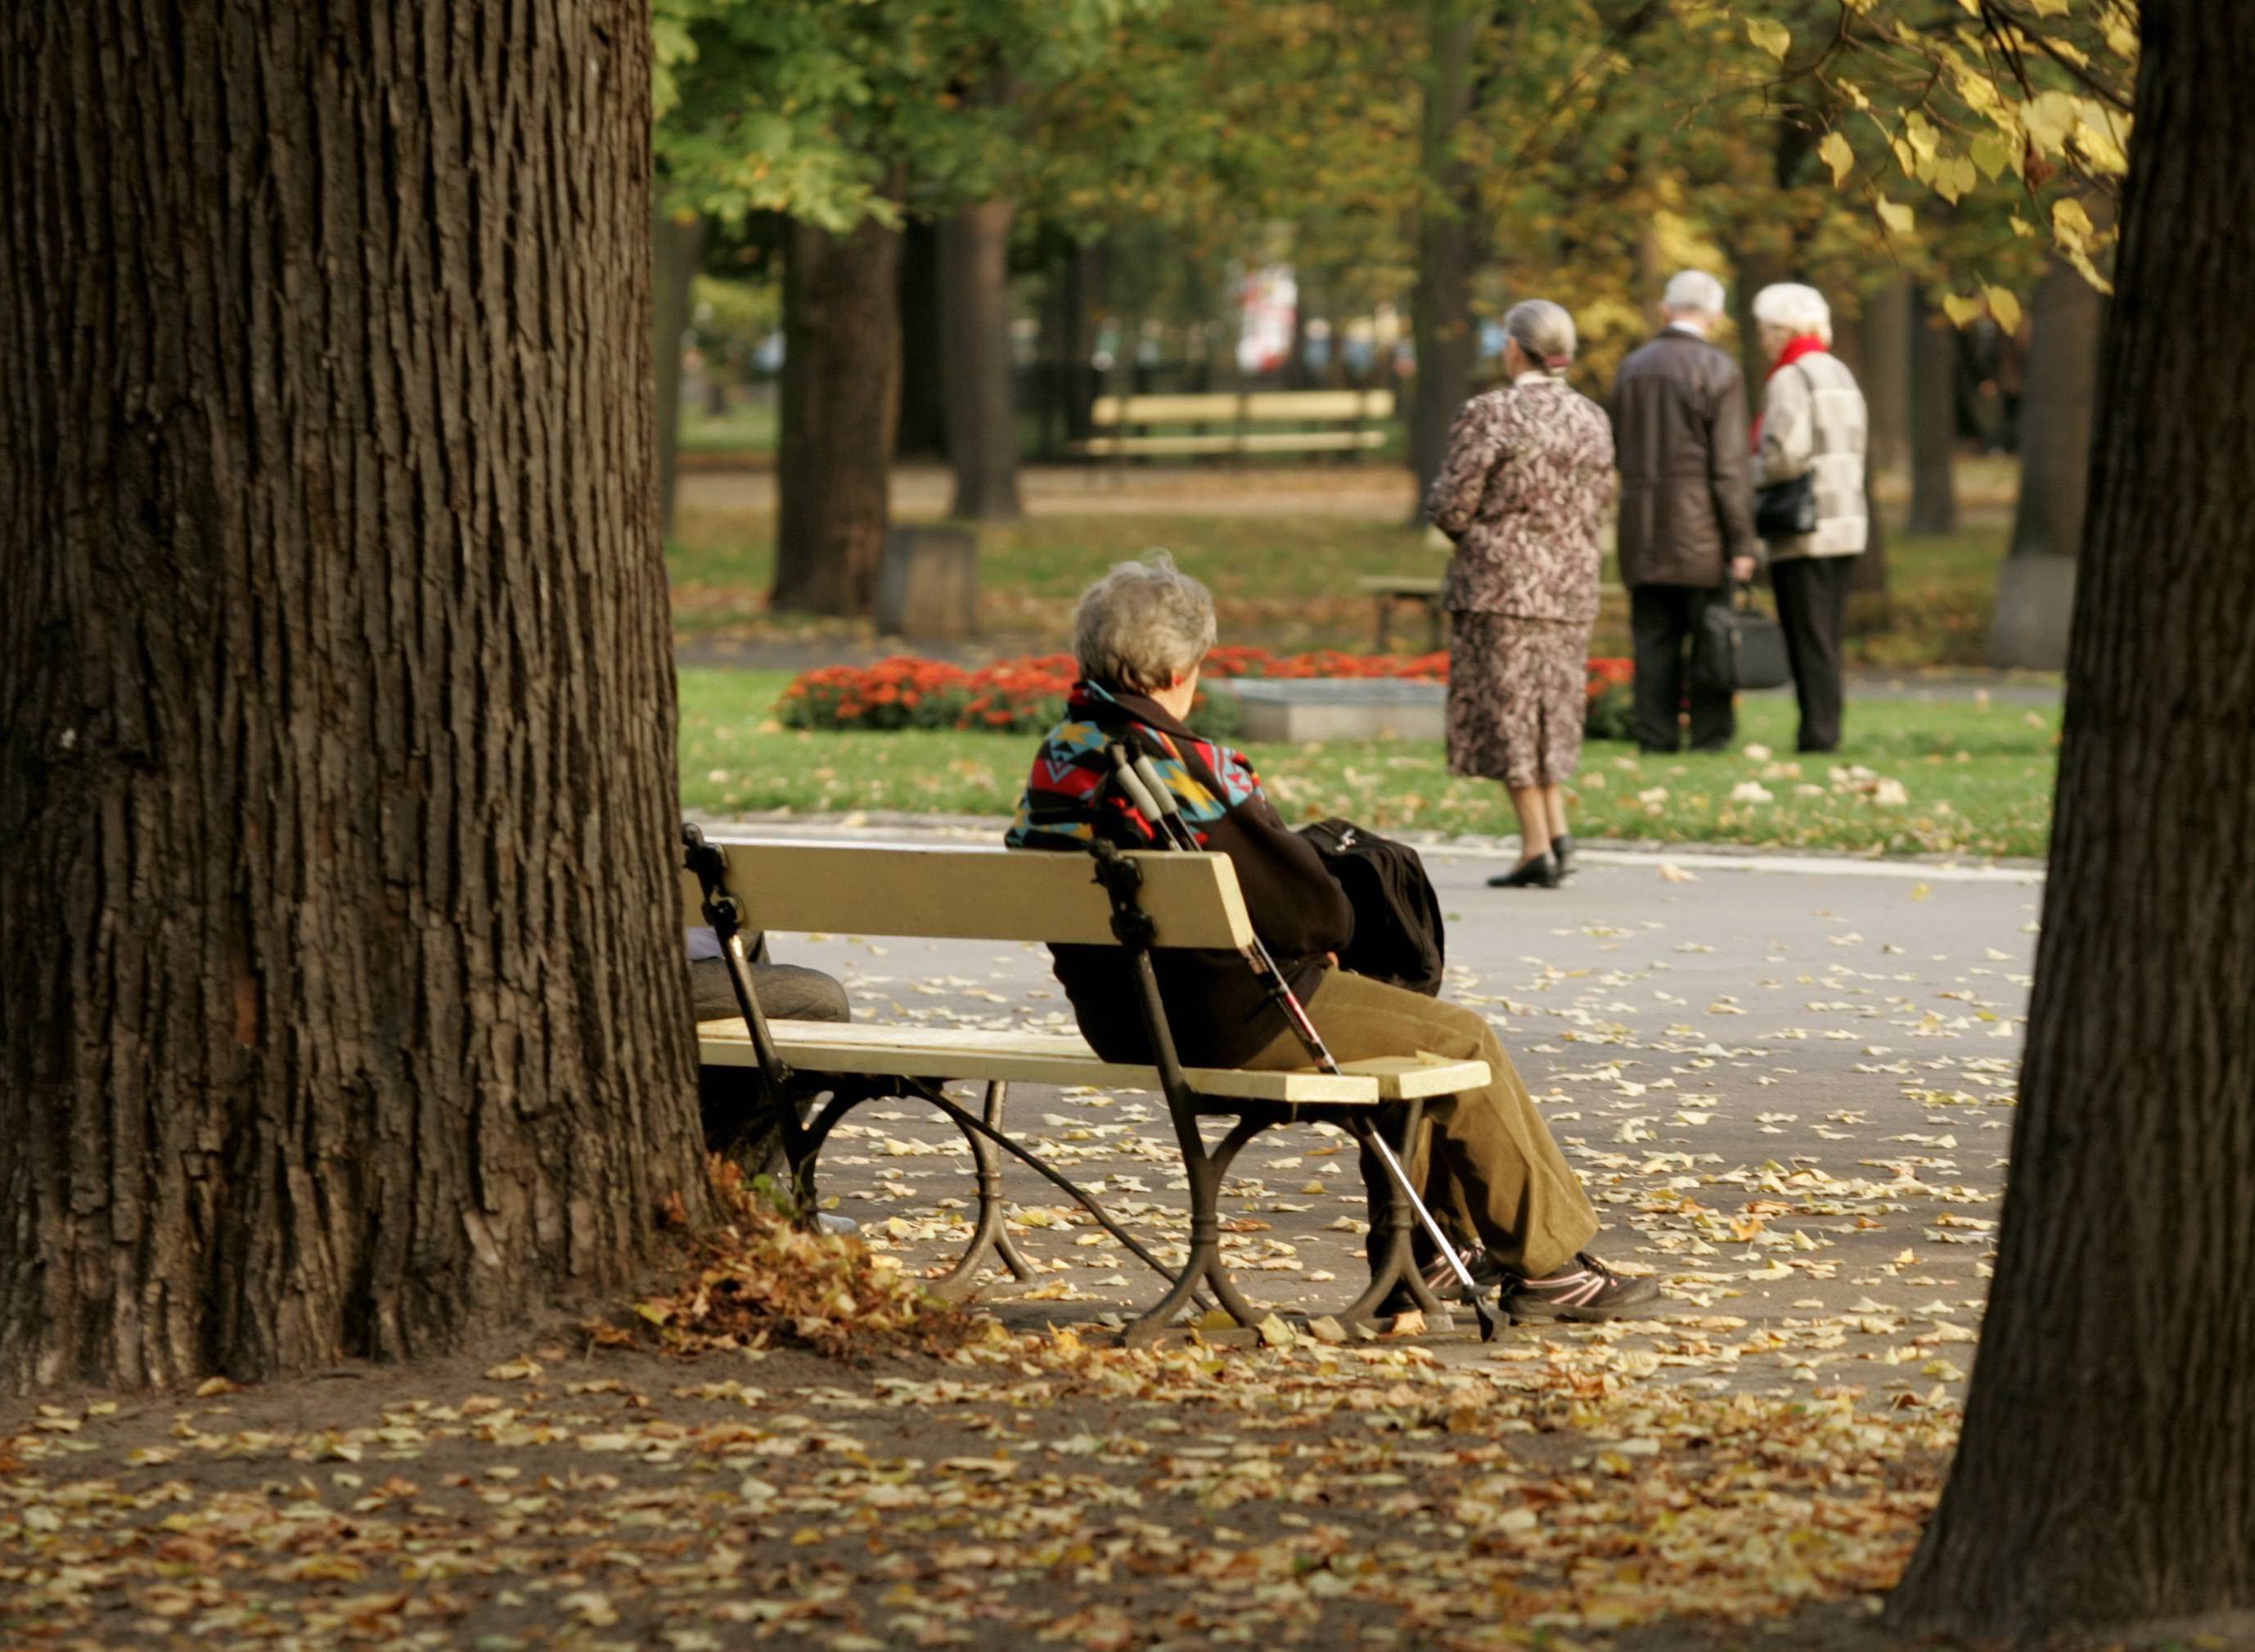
[1073,430,1386,457]
[1088,389,1394,425]
[696,1019,1489,1108]
[682,840,1257,951]
[1356,574,1446,596]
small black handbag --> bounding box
[1695,582,1792,694]
[1753,469,1817,538]
[1753,363,1820,539]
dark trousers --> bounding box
[1630,584,1735,752]
[1769,555,1856,753]
[690,955,850,1168]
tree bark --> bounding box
[939,197,1024,522]
[1888,2,2255,1640]
[0,0,710,1392]
[894,218,946,461]
[1409,1,1486,516]
[1988,250,2108,669]
[1861,277,1913,476]
[653,204,707,540]
[1907,287,1960,533]
[774,215,902,614]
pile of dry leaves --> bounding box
[593,1161,994,1362]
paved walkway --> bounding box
[728,826,2031,1398]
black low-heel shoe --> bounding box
[1488,852,1560,889]
[1551,834,1575,879]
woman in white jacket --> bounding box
[1752,283,1869,754]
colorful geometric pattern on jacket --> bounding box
[1006,682,1260,851]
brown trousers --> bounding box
[1243,968,1597,1279]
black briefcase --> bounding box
[1695,583,1791,694]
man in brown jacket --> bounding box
[1609,271,1760,752]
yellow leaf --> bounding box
[1819,131,1854,187]
[1876,198,1915,234]
[1986,286,2024,335]
[1746,17,1790,60]
[1969,133,2013,180]
[2054,196,2096,241]
[1941,293,1983,328]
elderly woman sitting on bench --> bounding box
[1006,555,1656,1323]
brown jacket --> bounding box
[1425,378,1618,624]
[1609,328,1758,588]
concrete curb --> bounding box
[690,808,2049,885]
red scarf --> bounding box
[1751,334,1830,450]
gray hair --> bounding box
[1071,551,1218,695]
[1503,299,1577,376]
[1663,269,1726,317]
[1751,281,1833,344]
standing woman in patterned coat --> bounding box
[1426,300,1618,889]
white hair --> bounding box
[1752,281,1834,344]
[1071,551,1218,695]
[1663,269,1726,317]
[1502,299,1577,377]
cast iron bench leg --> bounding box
[1123,1114,1272,1347]
[1336,1100,1455,1330]
[930,1079,1034,1298]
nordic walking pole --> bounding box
[1109,746,1497,1341]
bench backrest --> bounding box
[1089,389,1395,427]
[681,836,1257,950]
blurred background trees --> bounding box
[648,0,2126,664]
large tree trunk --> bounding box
[894,218,946,461]
[0,0,710,1392]
[774,216,902,614]
[1988,250,2108,669]
[1408,1,1485,515]
[653,204,707,540]
[1861,277,1913,475]
[1907,287,1960,533]
[1888,3,2255,1641]
[939,197,1024,522]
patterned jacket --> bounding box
[1007,682,1352,1067]
[1425,377,1619,623]
[1754,351,1869,560]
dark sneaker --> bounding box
[1376,1245,1507,1317]
[1502,1253,1660,1323]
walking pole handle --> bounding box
[1107,745,1172,836]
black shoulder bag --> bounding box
[1753,364,1819,539]
[1296,818,1447,997]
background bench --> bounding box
[1073,389,1394,460]
[682,834,1488,1344]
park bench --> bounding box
[1358,573,1449,652]
[682,830,1489,1345]
[1073,388,1395,460]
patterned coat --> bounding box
[1006,682,1352,1067]
[1425,378,1620,623]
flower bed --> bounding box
[777,649,1637,740]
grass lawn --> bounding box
[680,668,2058,858]
[671,510,2013,664]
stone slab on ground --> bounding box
[1213,676,1447,743]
